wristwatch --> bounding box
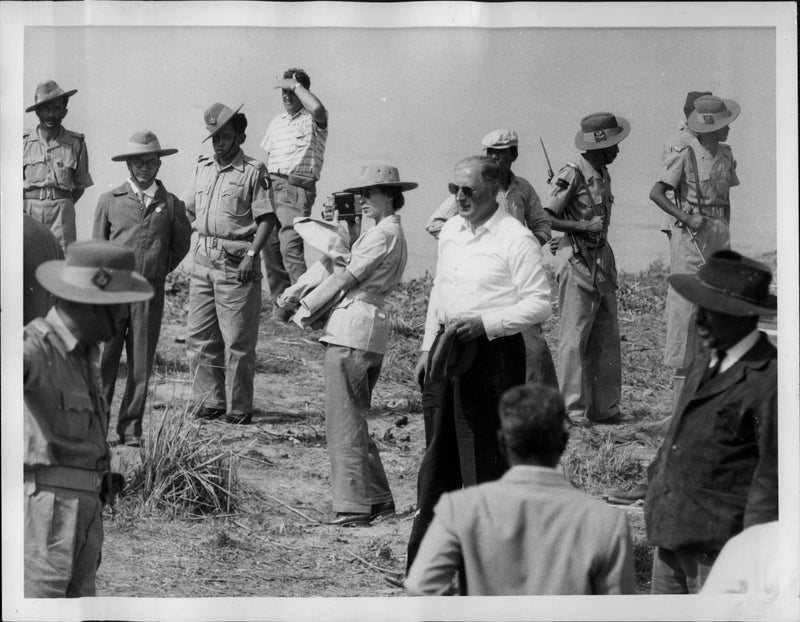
[246,249,256,258]
[292,82,302,91]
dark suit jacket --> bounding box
[645,332,778,552]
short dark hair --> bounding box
[228,112,248,136]
[455,155,500,183]
[284,67,310,89]
[498,384,568,464]
[380,186,405,210]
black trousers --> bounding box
[406,331,525,573]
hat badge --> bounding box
[91,267,112,289]
[208,116,217,126]
[593,129,607,141]
[702,114,715,124]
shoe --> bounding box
[603,482,648,502]
[272,306,293,322]
[594,412,633,425]
[124,435,142,448]
[221,412,252,425]
[196,406,225,420]
[384,572,406,589]
[328,512,372,527]
[370,501,396,521]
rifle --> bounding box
[540,137,555,184]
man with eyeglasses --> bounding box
[405,155,552,577]
[93,131,191,447]
[260,68,328,320]
[544,112,630,427]
[24,80,94,251]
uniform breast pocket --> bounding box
[23,154,49,185]
[220,184,249,216]
[55,391,93,441]
[53,149,78,187]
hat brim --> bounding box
[341,181,418,193]
[686,99,741,133]
[111,148,178,162]
[667,273,776,317]
[574,116,631,151]
[482,144,517,150]
[36,261,154,305]
[26,89,78,113]
[202,103,244,142]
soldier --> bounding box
[185,103,277,424]
[93,131,192,446]
[543,112,630,425]
[425,129,557,389]
[24,241,153,597]
[649,95,740,400]
[23,80,93,251]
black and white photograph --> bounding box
[2,2,797,621]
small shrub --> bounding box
[562,432,645,495]
[125,405,239,516]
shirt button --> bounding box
[671,444,678,451]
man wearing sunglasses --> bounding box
[544,112,630,427]
[93,131,192,447]
[406,155,552,575]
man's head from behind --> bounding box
[498,384,569,468]
[450,156,500,228]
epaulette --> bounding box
[23,128,32,138]
[197,154,211,163]
[66,130,86,141]
[242,154,267,170]
[671,143,689,153]
[24,317,52,340]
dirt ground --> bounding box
[97,274,669,600]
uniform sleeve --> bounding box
[592,512,637,595]
[425,196,458,237]
[250,163,274,220]
[543,165,577,217]
[404,495,461,596]
[524,185,551,243]
[92,194,110,240]
[72,135,94,189]
[344,228,389,282]
[168,197,193,273]
[743,381,778,528]
[659,146,690,190]
[729,155,740,188]
[182,163,199,222]
[481,233,552,339]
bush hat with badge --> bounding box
[26,79,78,113]
[202,102,244,142]
[342,164,418,193]
[111,130,178,161]
[687,95,740,134]
[481,129,519,150]
[667,250,776,317]
[574,112,630,151]
[36,240,154,305]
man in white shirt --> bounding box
[405,155,552,574]
[406,383,636,595]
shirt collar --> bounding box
[46,306,79,352]
[128,178,159,199]
[718,329,761,370]
[453,202,503,236]
[509,464,564,475]
[214,149,245,172]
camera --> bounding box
[333,192,361,221]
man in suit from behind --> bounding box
[405,383,636,595]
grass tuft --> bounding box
[562,432,645,496]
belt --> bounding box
[270,172,288,179]
[198,233,255,248]
[24,187,73,200]
[24,466,104,493]
[349,290,385,306]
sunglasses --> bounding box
[130,157,160,169]
[448,183,477,198]
[361,187,385,199]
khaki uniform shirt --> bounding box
[660,136,739,208]
[24,308,109,472]
[185,150,273,254]
[544,153,613,229]
[23,126,93,191]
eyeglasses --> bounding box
[361,187,384,199]
[448,183,477,198]
[130,157,160,169]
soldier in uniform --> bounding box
[23,80,93,251]
[425,129,557,389]
[24,241,153,597]
[649,95,740,397]
[93,131,192,447]
[185,103,277,424]
[543,112,630,426]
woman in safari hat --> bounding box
[649,95,741,389]
[93,130,192,447]
[312,164,417,527]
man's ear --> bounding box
[238,133,247,146]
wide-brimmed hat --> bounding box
[574,112,630,151]
[36,240,154,305]
[342,164,418,193]
[667,250,776,316]
[683,91,712,119]
[687,95,740,133]
[111,130,178,161]
[202,102,244,142]
[481,129,518,150]
[26,80,78,113]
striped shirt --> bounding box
[261,108,328,180]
